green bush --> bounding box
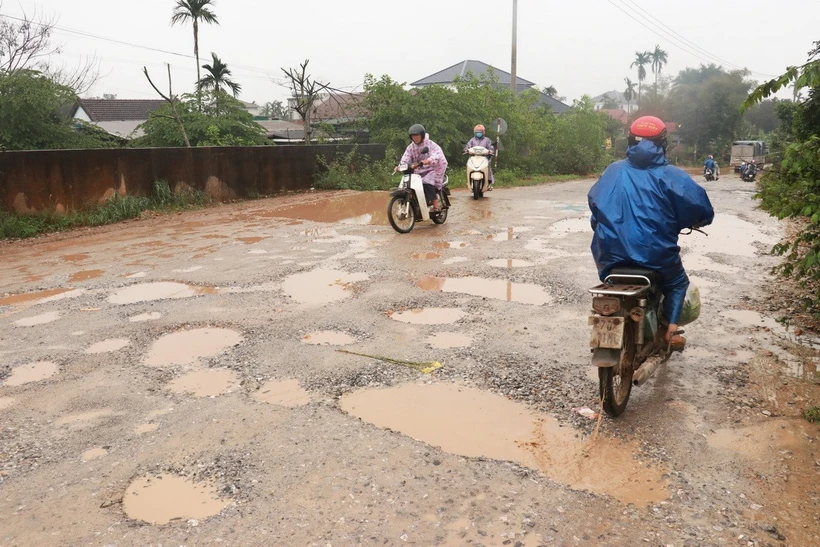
[314,148,396,191]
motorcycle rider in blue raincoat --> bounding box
[588,116,715,348]
[703,155,719,180]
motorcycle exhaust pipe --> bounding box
[632,354,664,386]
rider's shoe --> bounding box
[669,335,686,352]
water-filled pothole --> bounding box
[487,259,534,268]
[491,226,533,241]
[264,192,389,225]
[302,331,356,346]
[81,447,108,461]
[166,369,239,397]
[3,361,59,386]
[426,332,473,349]
[412,252,441,260]
[13,311,61,327]
[341,383,668,505]
[144,328,243,367]
[129,312,162,323]
[433,241,469,249]
[69,270,104,282]
[0,288,75,306]
[253,379,311,407]
[389,308,466,325]
[108,282,218,305]
[86,338,130,354]
[122,474,230,525]
[282,269,368,305]
[418,276,551,305]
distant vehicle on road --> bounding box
[730,140,767,171]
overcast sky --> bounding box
[3,0,817,105]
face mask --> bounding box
[475,132,483,139]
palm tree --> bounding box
[631,51,651,110]
[623,77,636,115]
[650,44,669,101]
[197,52,241,98]
[171,0,219,88]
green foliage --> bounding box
[314,148,395,191]
[0,71,114,151]
[805,406,820,423]
[0,180,209,239]
[361,73,609,176]
[133,90,267,147]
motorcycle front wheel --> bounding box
[431,208,448,224]
[387,195,415,233]
[598,322,636,417]
[472,180,482,200]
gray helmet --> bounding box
[408,124,426,140]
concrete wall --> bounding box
[0,144,385,213]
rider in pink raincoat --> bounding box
[397,124,448,211]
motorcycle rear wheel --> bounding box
[598,322,636,417]
[387,195,415,233]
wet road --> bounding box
[0,177,818,546]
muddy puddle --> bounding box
[389,308,467,325]
[13,311,61,327]
[62,253,89,262]
[721,309,784,331]
[341,383,668,505]
[144,328,243,367]
[412,252,441,260]
[81,447,108,461]
[55,409,115,428]
[166,369,239,398]
[433,241,469,249]
[0,288,75,307]
[302,331,356,346]
[123,474,229,525]
[86,338,130,354]
[253,379,311,407]
[129,312,162,322]
[282,269,368,305]
[426,332,473,349]
[491,226,532,241]
[442,257,469,265]
[547,216,592,235]
[69,270,104,282]
[3,362,59,386]
[681,213,779,258]
[418,276,551,305]
[487,258,534,268]
[235,236,267,245]
[263,192,389,225]
[108,282,218,304]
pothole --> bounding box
[129,312,163,323]
[13,311,61,327]
[69,270,105,282]
[418,276,551,305]
[487,259,534,268]
[341,383,668,505]
[253,379,311,407]
[433,241,469,249]
[491,226,533,241]
[721,309,783,331]
[81,447,108,461]
[235,237,266,245]
[0,288,75,306]
[108,282,218,305]
[135,423,159,435]
[426,332,473,349]
[282,269,368,305]
[166,369,239,398]
[302,331,356,346]
[389,308,467,325]
[144,328,243,368]
[3,361,59,386]
[55,409,115,429]
[412,252,441,260]
[264,192,389,225]
[86,338,130,354]
[547,217,591,235]
[122,474,230,525]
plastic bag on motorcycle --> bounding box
[678,285,701,326]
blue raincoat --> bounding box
[588,139,715,324]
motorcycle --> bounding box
[387,147,451,234]
[704,168,715,182]
[741,163,757,182]
[587,229,705,417]
[465,146,494,200]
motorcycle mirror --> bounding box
[495,118,509,136]
[420,146,429,154]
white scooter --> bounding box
[465,146,493,200]
[387,147,450,234]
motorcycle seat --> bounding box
[608,266,663,286]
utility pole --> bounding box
[510,0,518,95]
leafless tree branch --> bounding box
[279,59,333,144]
[143,64,191,147]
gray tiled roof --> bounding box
[74,99,165,122]
[537,92,571,114]
[411,60,535,87]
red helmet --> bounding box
[629,115,668,151]
[474,124,485,132]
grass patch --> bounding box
[805,406,820,423]
[493,169,592,188]
[0,180,210,240]
[315,147,396,191]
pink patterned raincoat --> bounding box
[400,136,448,189]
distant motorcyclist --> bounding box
[464,124,495,188]
[396,124,448,212]
[703,155,719,180]
[588,116,715,349]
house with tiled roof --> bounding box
[70,99,165,138]
[411,60,570,114]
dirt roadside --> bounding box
[0,174,817,546]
